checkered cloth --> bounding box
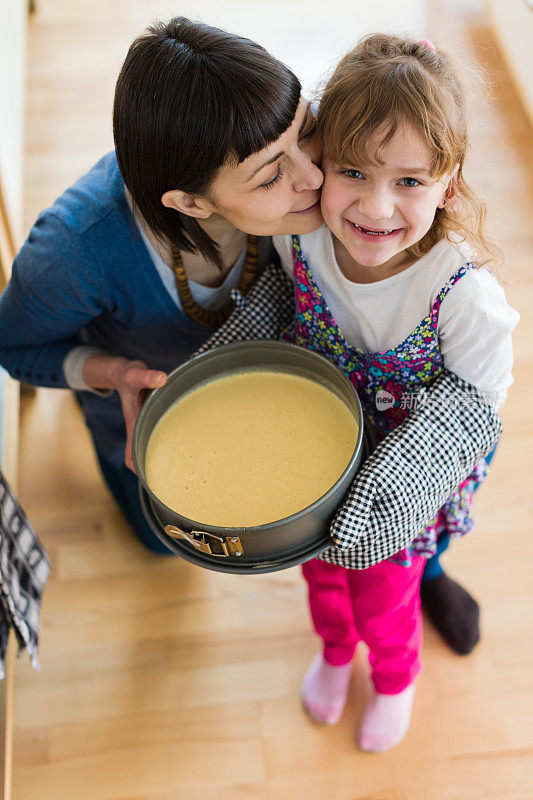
[0,470,50,677]
[195,260,294,356]
[324,373,502,568]
[193,260,503,568]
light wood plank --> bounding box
[1,85,21,800]
[0,634,15,800]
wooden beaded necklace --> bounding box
[171,234,260,327]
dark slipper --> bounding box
[420,572,480,655]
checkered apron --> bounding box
[283,235,488,566]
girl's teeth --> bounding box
[355,224,393,235]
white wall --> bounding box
[0,0,24,481]
[0,0,26,240]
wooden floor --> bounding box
[12,1,533,798]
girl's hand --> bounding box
[82,352,167,472]
[328,371,502,568]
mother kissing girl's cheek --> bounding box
[0,17,484,660]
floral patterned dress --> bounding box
[282,235,488,566]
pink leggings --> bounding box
[302,556,426,694]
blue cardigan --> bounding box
[0,152,271,466]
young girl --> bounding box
[270,34,519,751]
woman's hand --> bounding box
[82,352,167,472]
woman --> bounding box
[0,17,322,552]
[0,18,496,653]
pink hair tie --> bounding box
[418,38,436,53]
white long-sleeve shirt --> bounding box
[273,226,519,409]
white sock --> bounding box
[358,683,416,752]
[301,653,352,725]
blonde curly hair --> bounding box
[317,33,501,268]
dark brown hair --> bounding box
[317,33,500,267]
[113,17,301,266]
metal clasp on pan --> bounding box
[164,525,244,557]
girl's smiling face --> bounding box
[320,123,456,282]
